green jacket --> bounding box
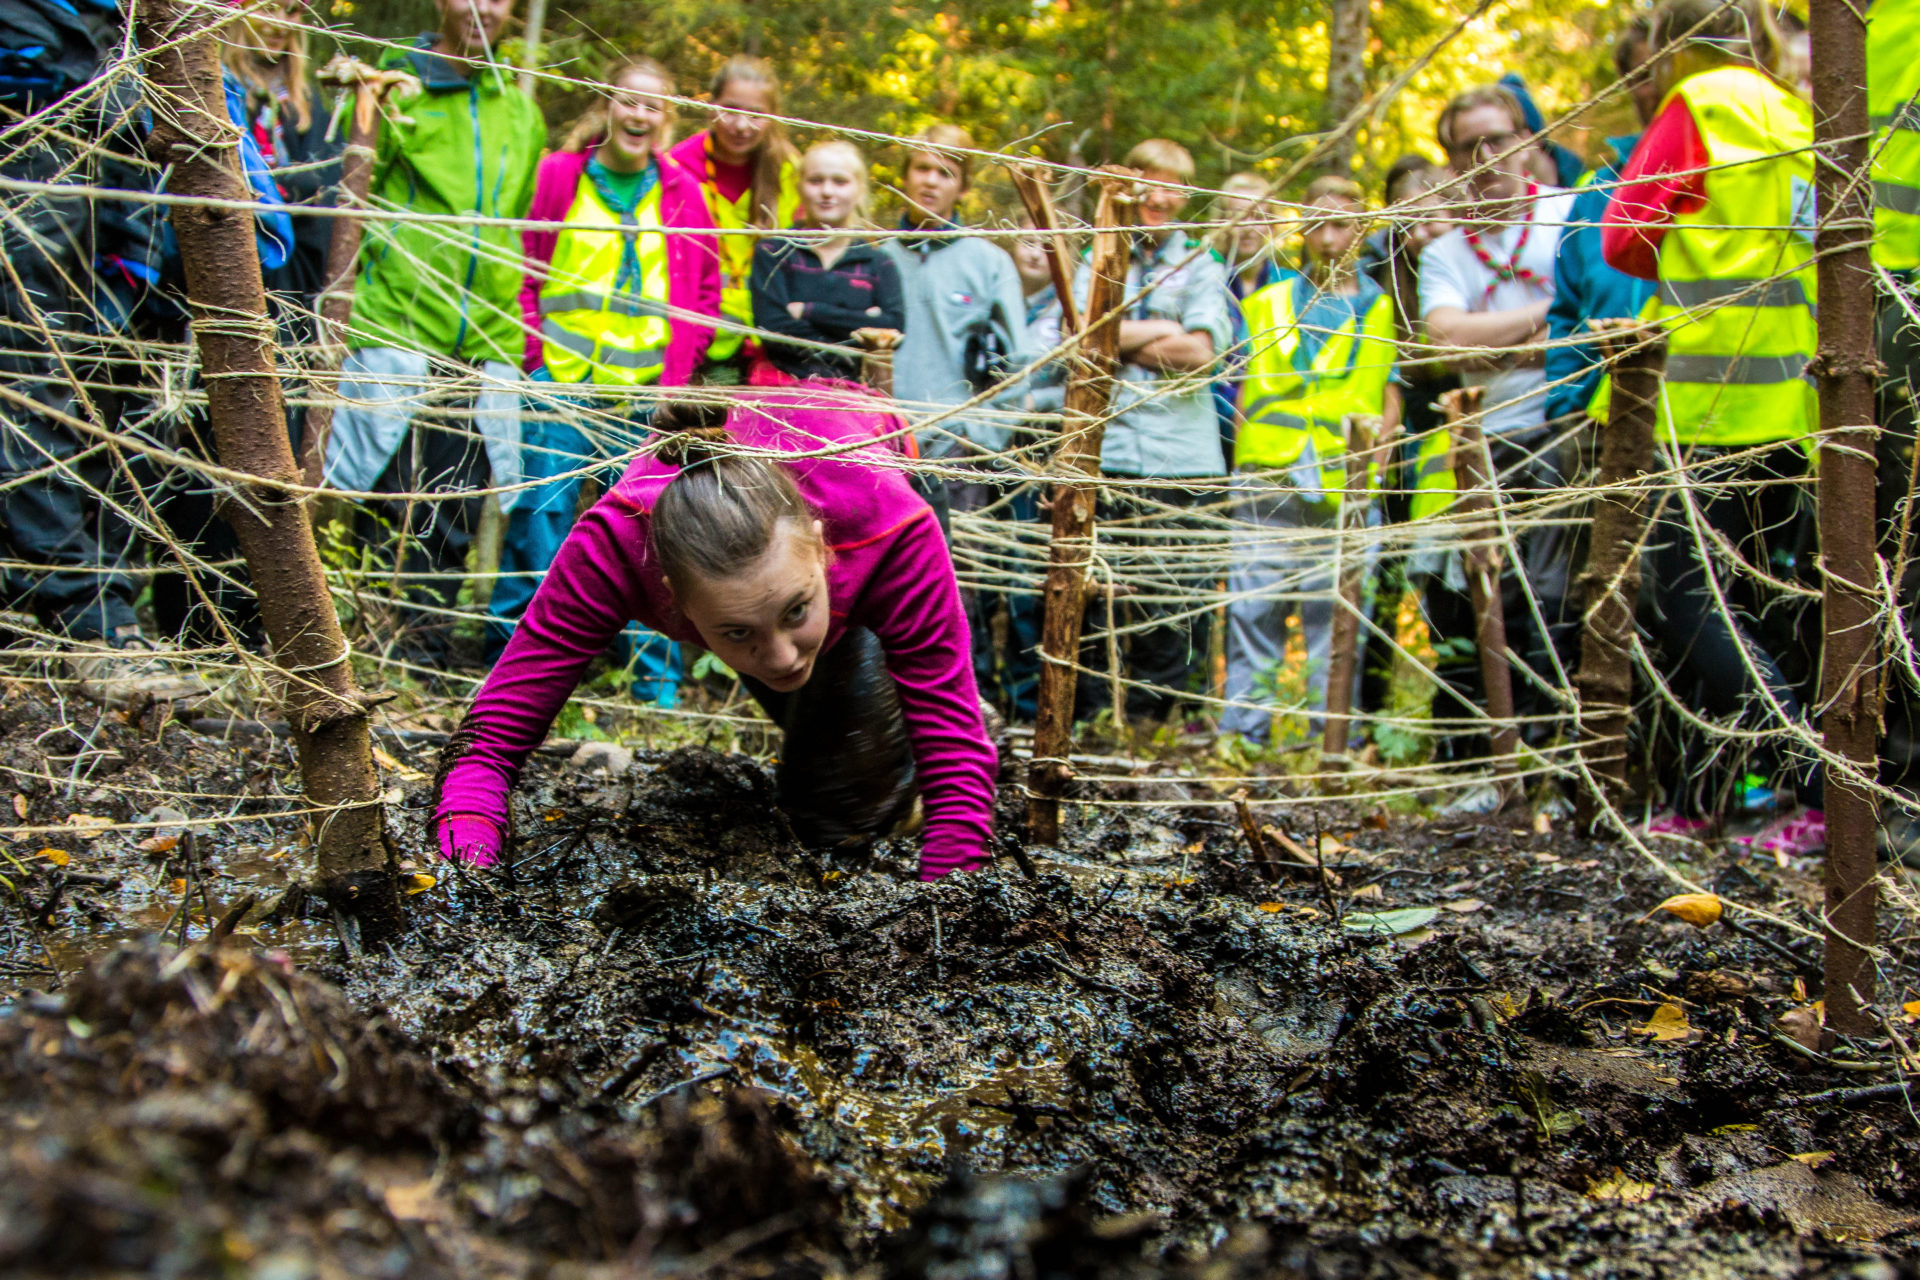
[348,38,546,365]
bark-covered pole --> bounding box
[298,59,403,490]
[134,0,398,936]
[1810,0,1882,1035]
[1320,413,1380,766]
[1020,171,1132,844]
[1441,386,1519,798]
[1573,320,1664,832]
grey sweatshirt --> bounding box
[880,226,1034,459]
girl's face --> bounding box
[602,70,667,169]
[1302,195,1364,266]
[678,520,830,693]
[1220,192,1274,260]
[801,151,863,228]
[711,79,775,163]
[245,6,296,59]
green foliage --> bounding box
[326,0,1647,207]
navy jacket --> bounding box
[1544,134,1657,423]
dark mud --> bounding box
[2,678,1918,1277]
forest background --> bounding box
[323,0,1664,214]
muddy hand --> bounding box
[437,814,502,868]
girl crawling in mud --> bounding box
[433,390,997,881]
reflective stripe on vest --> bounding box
[704,152,801,361]
[1640,65,1817,447]
[1232,278,1394,495]
[1869,0,1920,270]
[540,175,671,387]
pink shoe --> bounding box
[1640,812,1713,839]
[1740,809,1826,859]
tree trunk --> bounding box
[1810,0,1881,1035]
[1321,414,1379,767]
[1014,174,1130,844]
[297,76,379,491]
[517,0,549,97]
[1321,0,1372,175]
[1442,387,1519,800]
[134,0,398,938]
[1574,321,1663,832]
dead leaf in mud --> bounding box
[170,878,187,896]
[1350,883,1383,900]
[405,874,436,895]
[37,848,68,867]
[136,835,178,855]
[1443,898,1485,914]
[382,1178,440,1221]
[1651,893,1723,929]
[1588,1168,1657,1203]
[1900,1000,1919,1023]
[1533,810,1553,835]
[11,793,26,819]
[1256,902,1285,913]
[1774,1004,1824,1051]
[1629,1003,1693,1042]
[65,814,114,839]
[1713,1123,1761,1135]
[1516,1070,1582,1144]
[1392,928,1437,946]
[1343,907,1440,936]
[1790,1152,1836,1168]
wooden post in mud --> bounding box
[1441,387,1519,796]
[1321,414,1382,768]
[134,0,399,938]
[298,58,407,492]
[1573,321,1663,831]
[1810,0,1881,1035]
[1012,169,1133,843]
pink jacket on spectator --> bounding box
[518,144,722,384]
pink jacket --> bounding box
[519,144,721,384]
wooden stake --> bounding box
[134,0,399,939]
[1810,0,1881,1034]
[298,58,413,491]
[1574,321,1664,831]
[1321,413,1381,768]
[1009,165,1084,337]
[1017,169,1135,843]
[1441,386,1519,798]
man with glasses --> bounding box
[1413,84,1579,779]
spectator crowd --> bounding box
[1,0,1916,856]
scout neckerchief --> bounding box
[584,155,661,296]
[703,138,759,293]
[1462,182,1546,305]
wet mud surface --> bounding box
[2,680,1917,1277]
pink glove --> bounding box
[437,813,502,868]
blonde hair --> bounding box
[710,55,801,229]
[1303,174,1366,207]
[563,57,676,155]
[220,7,313,133]
[1123,138,1195,181]
[905,123,976,189]
[1434,85,1529,153]
[799,138,873,226]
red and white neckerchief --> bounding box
[1463,182,1548,306]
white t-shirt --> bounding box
[1418,187,1574,435]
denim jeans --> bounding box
[485,376,682,706]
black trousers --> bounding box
[0,141,139,640]
[1074,479,1217,724]
[742,627,918,846]
[1643,446,1822,815]
[1879,281,1920,787]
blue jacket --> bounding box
[1544,134,1656,422]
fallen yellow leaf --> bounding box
[11,794,26,819]
[38,848,68,867]
[1350,883,1383,900]
[136,835,178,855]
[1790,1151,1836,1168]
[1443,898,1486,914]
[1630,1002,1693,1042]
[1652,893,1723,929]
[1256,902,1284,913]
[65,814,115,840]
[170,878,187,895]
[1587,1168,1656,1202]
[1901,1000,1919,1024]
[1712,1123,1760,1135]
[405,873,436,895]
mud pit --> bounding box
[2,683,1917,1277]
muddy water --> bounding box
[3,691,1918,1276]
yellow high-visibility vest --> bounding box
[1234,275,1396,497]
[539,174,672,387]
[701,150,800,361]
[1869,0,1920,272]
[1611,64,1818,447]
